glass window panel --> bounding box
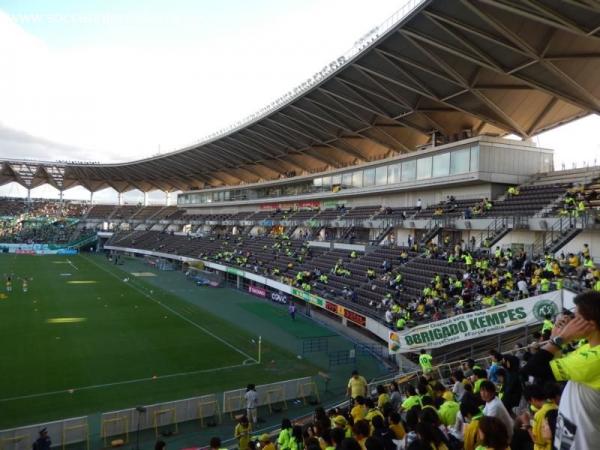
[432,153,450,177]
[352,171,363,188]
[416,157,432,180]
[332,175,342,186]
[402,160,416,181]
[313,177,322,187]
[322,176,332,188]
[450,148,470,174]
[342,173,353,188]
[388,164,401,184]
[375,166,387,185]
[470,145,479,171]
[363,168,376,186]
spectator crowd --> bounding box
[210,291,599,450]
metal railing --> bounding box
[479,216,509,247]
[532,214,588,256]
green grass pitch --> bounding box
[0,254,320,428]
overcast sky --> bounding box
[0,0,598,202]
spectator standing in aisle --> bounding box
[288,303,296,321]
[245,384,258,426]
[347,370,368,402]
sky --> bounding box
[0,0,598,203]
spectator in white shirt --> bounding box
[245,384,258,425]
[480,380,514,442]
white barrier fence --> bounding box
[222,377,317,415]
[101,393,220,441]
[0,417,88,450]
[1,376,318,448]
[100,377,318,440]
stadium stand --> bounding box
[106,225,598,332]
[2,0,600,444]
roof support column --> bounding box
[27,188,31,203]
[117,192,123,205]
[143,191,148,206]
[59,190,64,203]
[165,191,172,206]
[89,191,94,204]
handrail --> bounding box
[533,214,586,256]
[479,216,508,248]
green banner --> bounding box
[388,291,562,353]
[290,288,324,307]
[226,267,244,276]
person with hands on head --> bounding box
[521,291,600,450]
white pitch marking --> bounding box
[84,255,258,362]
[0,361,259,403]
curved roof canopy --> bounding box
[2,0,600,193]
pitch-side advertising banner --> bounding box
[388,290,562,354]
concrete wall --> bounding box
[479,141,553,180]
[395,228,413,247]
[495,230,541,247]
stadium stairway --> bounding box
[478,216,512,248]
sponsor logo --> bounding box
[57,249,78,255]
[344,309,366,327]
[270,292,288,304]
[248,285,267,297]
[533,299,560,321]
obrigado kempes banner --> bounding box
[388,290,562,354]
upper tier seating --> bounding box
[416,198,481,219]
[485,184,568,216]
[131,206,163,220]
[86,204,118,219]
[312,208,347,221]
[112,205,142,220]
[373,207,419,220]
[342,205,381,221]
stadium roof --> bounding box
[2,0,600,193]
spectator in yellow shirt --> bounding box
[234,416,251,450]
[386,411,405,439]
[523,384,558,450]
[258,434,275,450]
[350,396,367,423]
[376,385,390,410]
[347,370,368,400]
